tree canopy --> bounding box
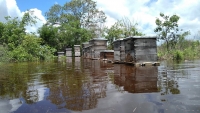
[154,13,181,51]
[104,17,144,49]
[40,0,106,51]
[0,11,55,62]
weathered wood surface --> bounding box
[134,38,156,47]
[75,52,80,57]
[135,47,157,56]
[92,46,107,50]
[135,55,157,62]
[89,38,107,46]
[74,45,81,57]
[114,39,126,62]
[66,48,72,57]
[113,41,121,51]
[93,40,107,46]
[123,37,157,63]
[100,51,114,60]
[124,39,134,51]
[114,51,120,61]
[58,52,64,56]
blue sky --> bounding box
[15,0,70,16]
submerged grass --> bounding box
[158,39,200,61]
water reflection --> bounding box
[40,59,110,111]
[0,59,200,112]
[114,65,158,93]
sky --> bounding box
[0,0,200,38]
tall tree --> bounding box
[105,17,143,49]
[43,0,106,51]
[154,13,180,51]
[38,24,60,50]
[46,0,106,29]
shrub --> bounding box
[173,50,183,61]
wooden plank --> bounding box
[135,48,157,55]
[66,51,72,57]
[134,39,156,47]
[120,53,126,62]
[75,52,80,57]
[135,55,157,62]
[114,51,120,61]
[113,41,121,51]
[124,39,134,51]
[93,46,107,50]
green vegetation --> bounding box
[158,37,200,60]
[104,17,144,49]
[0,11,56,62]
[0,0,106,62]
[40,0,106,51]
[1,1,200,62]
[155,13,200,60]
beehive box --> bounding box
[124,36,157,63]
[74,45,81,57]
[89,38,107,59]
[100,50,114,61]
[113,39,125,63]
[82,42,90,58]
[66,48,72,57]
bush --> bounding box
[173,50,183,61]
[1,34,56,62]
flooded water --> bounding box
[0,57,200,113]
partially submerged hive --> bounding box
[125,36,157,63]
[57,52,64,57]
[100,50,114,61]
[113,36,157,63]
[65,48,72,57]
[82,42,90,58]
[113,39,125,63]
[74,45,81,57]
[89,38,107,59]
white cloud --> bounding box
[96,0,200,37]
[23,8,47,33]
[0,98,22,113]
[1,0,200,37]
[0,0,21,22]
[0,0,46,33]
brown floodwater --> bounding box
[0,57,200,113]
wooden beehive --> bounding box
[89,38,107,59]
[124,36,157,63]
[113,39,125,63]
[65,48,72,57]
[74,45,81,57]
[100,50,114,61]
[82,42,90,58]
